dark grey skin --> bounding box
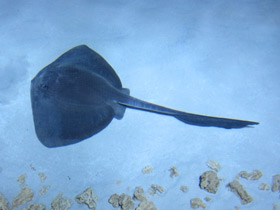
[31,45,259,148]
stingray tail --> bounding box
[174,112,259,129]
[118,95,259,129]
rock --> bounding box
[272,174,280,192]
[227,180,253,205]
[180,186,188,193]
[39,185,51,196]
[109,193,134,210]
[133,187,148,202]
[136,201,157,210]
[0,193,9,210]
[204,197,212,202]
[142,166,153,174]
[190,198,206,209]
[238,170,263,180]
[169,166,179,178]
[12,186,34,210]
[51,193,72,210]
[17,174,27,184]
[258,183,271,191]
[23,204,46,210]
[108,194,120,208]
[148,184,165,196]
[38,173,47,183]
[199,171,221,194]
[118,194,134,210]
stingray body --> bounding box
[31,45,259,148]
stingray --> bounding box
[31,45,259,148]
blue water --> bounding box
[0,0,279,209]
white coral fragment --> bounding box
[75,187,98,210]
[206,160,221,172]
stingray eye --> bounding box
[40,83,49,90]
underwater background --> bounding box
[0,0,279,209]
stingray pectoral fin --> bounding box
[174,112,259,129]
[111,102,127,120]
[121,88,130,95]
